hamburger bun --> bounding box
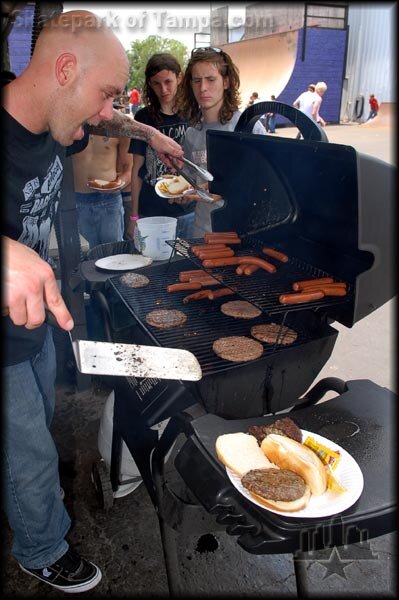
[261,434,327,496]
[166,175,191,196]
[249,484,311,512]
[88,178,121,189]
[216,432,275,477]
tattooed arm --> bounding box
[88,110,183,167]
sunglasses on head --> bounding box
[191,47,224,57]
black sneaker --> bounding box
[19,547,102,593]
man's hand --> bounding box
[3,237,74,331]
[149,130,184,169]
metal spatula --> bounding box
[46,311,202,381]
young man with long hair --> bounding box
[127,53,194,240]
[174,47,265,237]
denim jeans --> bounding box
[75,191,125,249]
[176,211,195,240]
[2,328,71,568]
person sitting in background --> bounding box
[72,132,132,249]
[171,47,266,238]
[127,53,194,241]
[366,93,379,121]
[293,83,317,139]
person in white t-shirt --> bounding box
[293,83,317,139]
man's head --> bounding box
[315,82,327,96]
[6,10,129,145]
[178,47,240,125]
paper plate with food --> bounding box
[155,175,193,199]
[87,178,125,191]
[216,417,364,518]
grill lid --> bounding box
[206,130,395,327]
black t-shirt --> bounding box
[2,108,66,366]
[129,108,192,218]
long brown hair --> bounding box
[142,53,182,124]
[176,47,240,126]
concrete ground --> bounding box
[2,121,397,598]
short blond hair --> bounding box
[315,81,327,93]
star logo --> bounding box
[42,567,52,578]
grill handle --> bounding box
[235,101,329,142]
[290,377,348,410]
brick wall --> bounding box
[277,28,348,125]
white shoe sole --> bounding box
[19,563,102,593]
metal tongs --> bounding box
[169,156,216,204]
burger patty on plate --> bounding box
[242,468,306,502]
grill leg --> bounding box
[158,518,183,596]
[293,552,309,597]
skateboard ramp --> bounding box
[221,31,298,109]
[362,103,395,127]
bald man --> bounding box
[1,10,182,593]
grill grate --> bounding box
[109,246,350,376]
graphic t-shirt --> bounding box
[2,108,66,365]
[129,107,190,217]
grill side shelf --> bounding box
[167,238,352,315]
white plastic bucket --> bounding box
[134,216,177,260]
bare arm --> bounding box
[88,110,183,166]
[126,154,145,240]
[2,236,73,330]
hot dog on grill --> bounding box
[202,256,276,273]
[300,284,347,297]
[292,277,334,291]
[167,282,203,292]
[182,290,212,303]
[208,288,235,300]
[262,247,289,263]
[279,291,324,304]
[198,249,235,260]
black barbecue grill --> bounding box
[85,108,395,596]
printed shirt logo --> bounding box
[18,155,63,260]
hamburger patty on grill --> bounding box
[251,323,298,345]
[145,309,187,329]
[213,336,264,362]
[120,273,150,288]
[248,417,302,445]
[221,300,262,319]
[242,468,306,502]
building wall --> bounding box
[341,3,396,121]
[8,4,35,76]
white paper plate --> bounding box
[95,254,152,272]
[155,178,193,199]
[226,429,364,519]
[87,179,125,192]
